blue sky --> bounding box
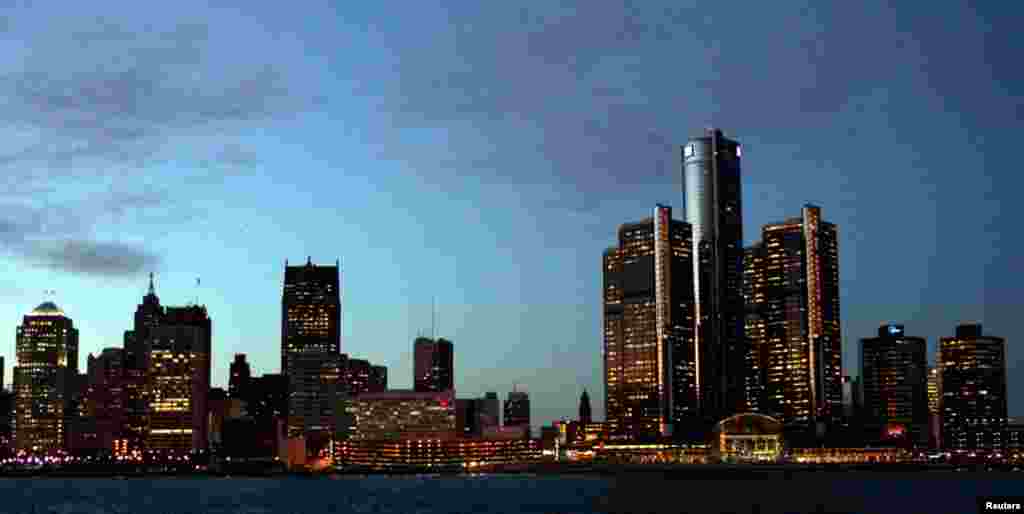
[1,2,1021,426]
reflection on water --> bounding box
[0,474,1018,514]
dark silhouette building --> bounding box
[682,128,747,421]
[369,365,387,393]
[413,337,454,393]
[603,205,695,440]
[940,324,1007,453]
[744,205,841,427]
[229,354,251,400]
[281,258,342,438]
[579,390,592,424]
[481,392,500,428]
[504,390,530,431]
[122,274,165,452]
[860,324,928,446]
[13,301,79,454]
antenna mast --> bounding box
[431,296,436,339]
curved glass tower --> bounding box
[682,128,746,423]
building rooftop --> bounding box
[30,301,65,317]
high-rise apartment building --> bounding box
[229,354,251,400]
[13,301,80,454]
[413,337,454,393]
[682,128,747,420]
[603,205,695,440]
[940,324,1007,452]
[744,205,841,426]
[82,348,127,454]
[860,324,928,445]
[281,258,342,438]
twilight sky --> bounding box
[1,2,1021,426]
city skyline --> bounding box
[1,2,1021,429]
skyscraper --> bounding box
[744,205,841,426]
[940,324,1007,453]
[504,390,530,430]
[481,392,500,428]
[229,354,251,400]
[682,128,747,420]
[13,301,79,454]
[860,324,928,445]
[281,258,342,438]
[603,205,695,440]
[146,322,211,453]
[579,389,592,424]
[413,337,454,393]
[927,365,942,449]
[123,273,164,452]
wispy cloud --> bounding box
[0,15,308,277]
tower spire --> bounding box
[148,272,155,295]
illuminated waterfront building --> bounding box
[742,244,767,413]
[346,390,457,441]
[927,365,942,448]
[413,337,454,393]
[744,205,841,427]
[603,204,695,441]
[336,437,541,470]
[860,324,928,445]
[145,314,211,453]
[681,128,747,420]
[940,323,1007,452]
[229,354,251,399]
[281,258,341,438]
[712,413,783,463]
[13,301,79,454]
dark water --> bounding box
[0,474,1019,514]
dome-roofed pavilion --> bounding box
[712,413,784,462]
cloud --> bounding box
[0,14,308,277]
[0,198,162,279]
[20,239,160,278]
[0,17,300,184]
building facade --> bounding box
[281,258,342,438]
[504,391,530,431]
[13,301,79,454]
[229,354,251,400]
[413,337,454,393]
[744,205,841,427]
[145,321,211,454]
[682,128,747,420]
[940,324,1007,452]
[345,390,457,441]
[603,205,695,440]
[860,324,929,445]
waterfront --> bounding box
[0,474,1021,514]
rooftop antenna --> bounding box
[148,272,155,295]
[194,277,201,306]
[431,296,436,339]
